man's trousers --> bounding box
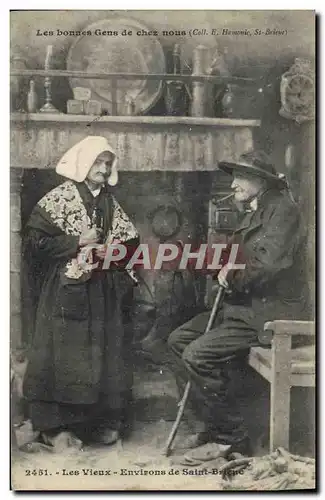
[167,303,260,445]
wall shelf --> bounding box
[10,113,261,128]
[10,112,260,171]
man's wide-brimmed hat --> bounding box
[218,150,287,187]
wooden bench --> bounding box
[248,320,315,452]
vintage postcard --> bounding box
[10,9,315,491]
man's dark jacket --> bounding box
[191,188,311,335]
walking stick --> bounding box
[163,284,226,456]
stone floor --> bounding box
[11,351,315,491]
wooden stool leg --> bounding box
[270,334,291,452]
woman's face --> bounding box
[87,152,115,186]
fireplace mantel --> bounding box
[10,113,260,171]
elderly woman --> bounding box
[23,136,139,447]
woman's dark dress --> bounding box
[23,182,137,434]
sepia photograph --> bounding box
[9,9,315,491]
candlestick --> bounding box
[40,45,60,114]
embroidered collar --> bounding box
[37,180,139,281]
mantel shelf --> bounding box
[10,113,261,128]
[11,112,258,171]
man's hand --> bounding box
[79,227,100,247]
[217,264,231,288]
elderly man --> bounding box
[168,150,308,457]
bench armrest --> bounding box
[264,320,315,336]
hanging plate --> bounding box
[67,18,166,115]
[149,204,182,241]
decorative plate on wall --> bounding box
[67,18,166,115]
[148,205,182,241]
